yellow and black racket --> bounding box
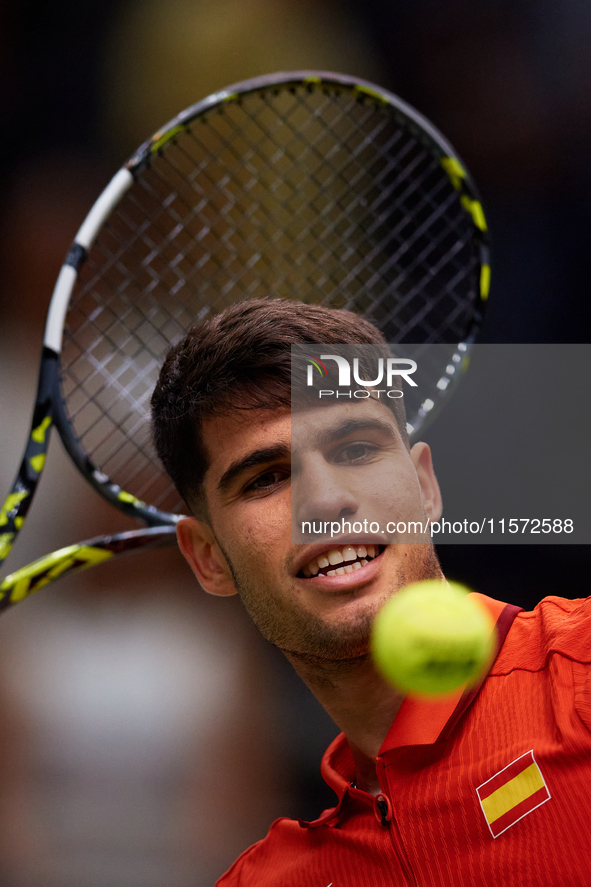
[0,71,489,607]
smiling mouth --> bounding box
[299,544,385,578]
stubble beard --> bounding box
[217,536,443,664]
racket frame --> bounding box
[0,525,177,609]
[0,69,490,605]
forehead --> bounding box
[200,407,291,486]
[201,398,400,477]
[290,397,401,450]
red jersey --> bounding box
[216,595,591,886]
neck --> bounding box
[283,650,404,795]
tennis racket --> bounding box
[0,70,489,608]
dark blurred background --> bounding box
[0,1,589,884]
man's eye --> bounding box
[334,443,377,464]
[245,470,288,493]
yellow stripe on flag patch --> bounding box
[480,762,544,824]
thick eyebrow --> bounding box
[316,417,399,448]
[217,442,291,494]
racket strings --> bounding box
[185,102,462,330]
[60,81,482,514]
[163,92,427,312]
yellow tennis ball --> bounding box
[371,580,495,696]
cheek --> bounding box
[373,472,425,524]
[362,461,421,505]
[227,499,290,567]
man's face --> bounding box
[178,399,442,662]
[291,401,431,547]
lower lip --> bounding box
[297,549,385,591]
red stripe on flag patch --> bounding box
[486,786,550,838]
[477,751,551,838]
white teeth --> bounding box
[302,544,381,578]
[334,567,345,575]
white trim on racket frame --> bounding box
[44,168,134,354]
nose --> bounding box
[292,456,359,530]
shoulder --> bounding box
[487,596,591,733]
[493,595,591,673]
[214,816,311,886]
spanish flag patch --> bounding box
[477,750,551,838]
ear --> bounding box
[176,517,238,597]
[410,442,442,522]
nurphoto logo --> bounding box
[306,353,417,400]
